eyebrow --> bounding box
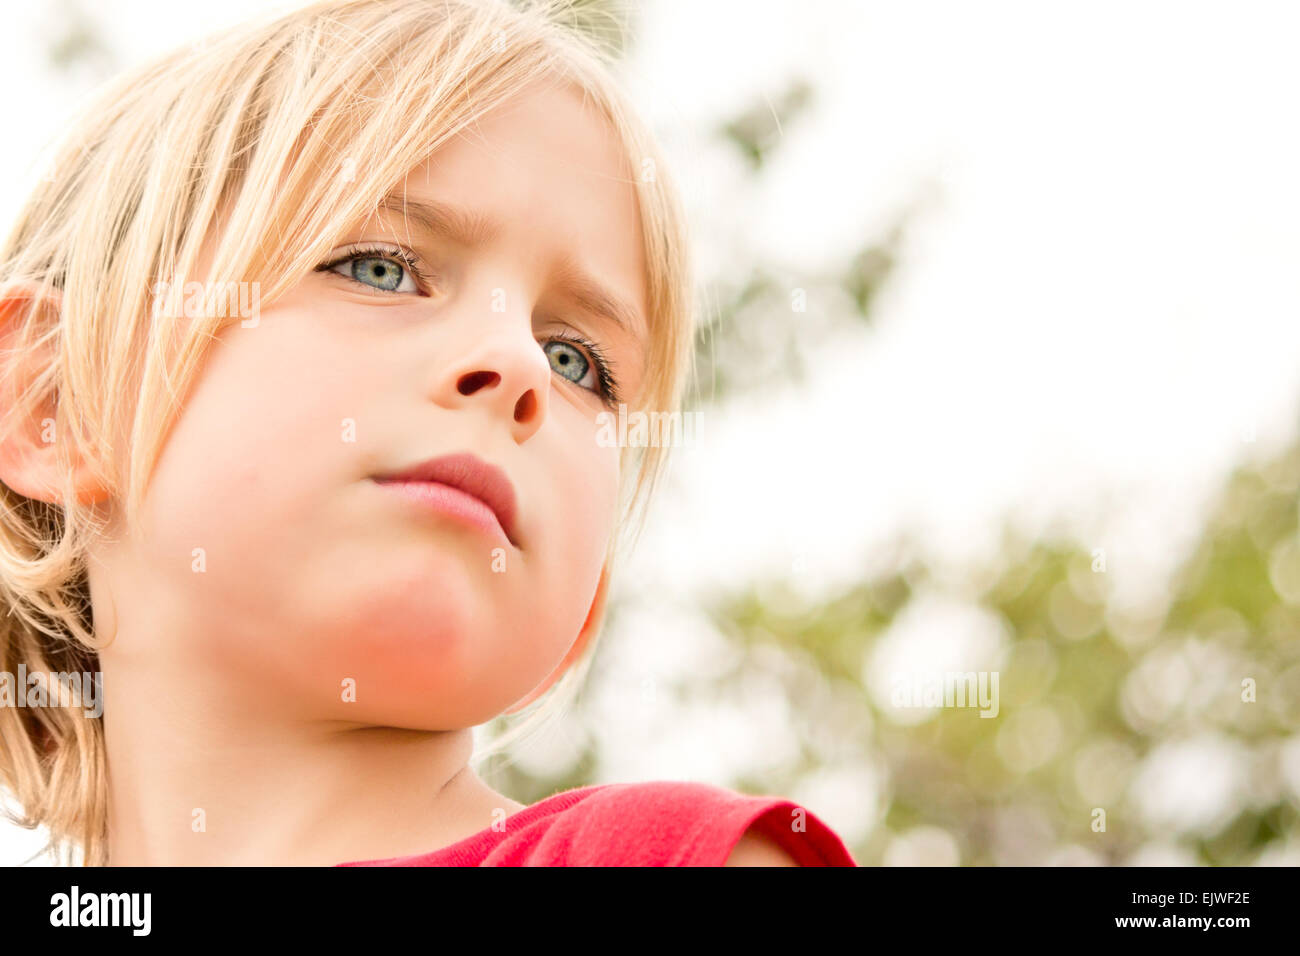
[550,253,646,337]
[374,195,646,336]
[378,195,502,248]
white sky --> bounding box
[3,0,1299,862]
[618,0,1300,608]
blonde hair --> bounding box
[0,0,694,866]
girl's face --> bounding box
[102,81,648,728]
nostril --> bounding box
[513,390,537,423]
[457,370,500,395]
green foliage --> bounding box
[698,445,1300,864]
[719,79,815,170]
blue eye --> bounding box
[338,255,413,293]
[316,243,434,294]
[542,333,621,405]
[545,339,590,385]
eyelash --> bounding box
[315,243,623,405]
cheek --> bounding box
[143,332,306,541]
[141,335,298,570]
[530,437,621,628]
[132,314,370,650]
[559,463,619,551]
[142,306,382,544]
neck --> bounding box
[101,659,523,866]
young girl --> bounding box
[0,0,855,867]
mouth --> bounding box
[369,452,520,548]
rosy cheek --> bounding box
[599,441,622,515]
[564,438,620,547]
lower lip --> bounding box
[371,478,512,545]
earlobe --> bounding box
[0,282,108,506]
[502,562,611,716]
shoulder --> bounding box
[724,828,802,867]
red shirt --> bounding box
[334,780,857,866]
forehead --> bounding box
[388,82,650,345]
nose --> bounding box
[432,324,551,444]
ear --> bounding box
[502,561,612,716]
[0,283,108,506]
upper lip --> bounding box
[372,452,520,546]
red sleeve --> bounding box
[497,780,857,867]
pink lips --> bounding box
[370,452,519,547]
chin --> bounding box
[300,551,547,724]
[325,664,529,732]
